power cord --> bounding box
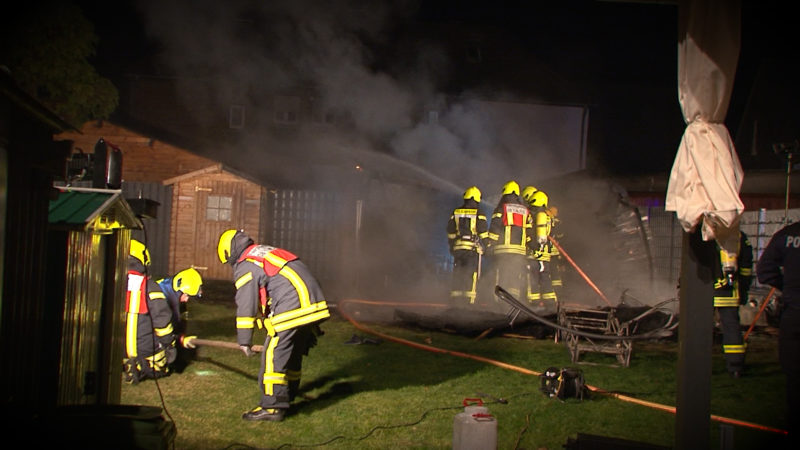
[139,223,177,449]
[221,395,523,450]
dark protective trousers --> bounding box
[780,303,800,446]
[717,306,745,374]
[450,249,481,304]
[258,325,316,409]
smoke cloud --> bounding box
[133,0,676,310]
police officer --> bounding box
[713,231,753,378]
[487,181,533,304]
[217,229,329,422]
[447,186,489,305]
[757,221,800,443]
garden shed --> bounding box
[163,164,268,281]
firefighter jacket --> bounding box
[157,277,187,336]
[232,244,329,347]
[758,222,800,306]
[713,232,754,307]
[488,194,533,256]
[447,198,489,254]
[125,265,176,359]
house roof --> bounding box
[49,187,143,231]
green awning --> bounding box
[49,187,143,232]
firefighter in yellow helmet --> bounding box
[124,240,202,383]
[446,186,489,305]
[487,180,533,305]
[217,229,329,421]
[155,267,204,373]
[525,190,558,315]
[714,231,753,378]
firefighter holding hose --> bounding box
[217,229,329,422]
[447,186,489,305]
[487,181,533,307]
[525,190,558,315]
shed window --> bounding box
[206,195,233,221]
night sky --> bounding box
[75,0,797,178]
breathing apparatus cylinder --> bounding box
[453,398,497,450]
[720,248,738,287]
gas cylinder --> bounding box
[452,398,497,450]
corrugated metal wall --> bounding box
[264,190,347,296]
[122,182,172,278]
[56,230,128,405]
[638,206,800,290]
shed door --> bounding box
[193,181,245,280]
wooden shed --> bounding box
[164,164,268,281]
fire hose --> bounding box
[744,287,776,342]
[192,338,264,353]
[548,236,612,307]
[337,298,787,436]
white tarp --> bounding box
[665,0,743,254]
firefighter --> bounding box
[757,221,800,444]
[546,204,565,298]
[124,240,196,383]
[526,190,558,314]
[156,267,204,373]
[487,180,533,303]
[446,186,489,305]
[713,231,753,378]
[217,229,329,422]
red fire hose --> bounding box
[337,299,787,436]
[548,236,612,306]
[744,287,776,342]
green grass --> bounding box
[122,296,788,450]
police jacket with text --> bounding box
[758,222,800,305]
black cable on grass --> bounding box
[232,397,519,450]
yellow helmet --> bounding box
[130,239,150,266]
[531,190,549,208]
[173,268,203,297]
[217,229,240,264]
[521,185,538,203]
[463,186,481,202]
[502,180,520,196]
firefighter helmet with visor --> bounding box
[173,268,203,297]
[531,190,549,208]
[463,186,481,203]
[522,185,538,203]
[502,180,520,196]
[130,239,150,266]
[217,229,240,264]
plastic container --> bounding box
[452,398,497,450]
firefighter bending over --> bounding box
[124,240,202,383]
[526,190,558,315]
[713,231,753,378]
[487,181,533,306]
[447,186,489,305]
[156,267,204,373]
[218,229,329,422]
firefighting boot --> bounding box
[242,406,285,422]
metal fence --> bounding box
[638,206,800,290]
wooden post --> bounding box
[675,229,715,449]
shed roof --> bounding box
[162,163,265,187]
[49,187,143,232]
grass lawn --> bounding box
[122,286,789,449]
